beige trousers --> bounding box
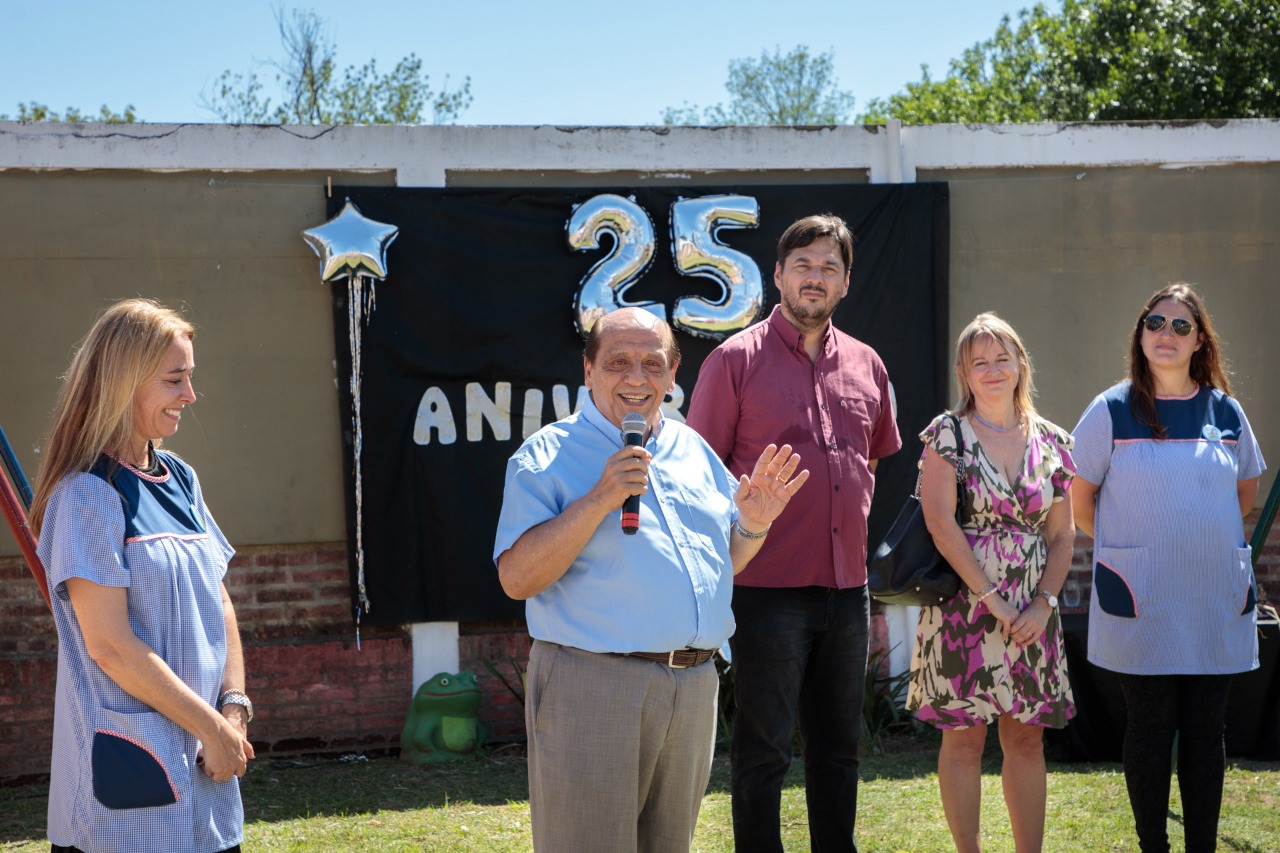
[525,640,719,853]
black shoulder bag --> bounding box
[868,413,966,606]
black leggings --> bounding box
[1118,673,1232,853]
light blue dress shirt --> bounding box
[494,395,739,653]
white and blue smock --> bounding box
[38,451,242,853]
[1072,383,1266,676]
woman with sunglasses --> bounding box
[1071,283,1265,853]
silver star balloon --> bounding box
[302,198,399,649]
[302,199,399,282]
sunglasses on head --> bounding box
[1142,314,1195,337]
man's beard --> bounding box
[782,290,836,332]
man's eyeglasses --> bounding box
[1142,314,1195,337]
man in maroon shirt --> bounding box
[686,214,901,853]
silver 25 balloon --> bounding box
[566,193,764,340]
[566,194,663,337]
[669,195,763,339]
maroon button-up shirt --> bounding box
[686,306,901,588]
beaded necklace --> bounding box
[972,411,1014,433]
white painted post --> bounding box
[411,622,462,694]
[397,155,463,697]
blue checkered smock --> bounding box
[37,451,242,853]
[1073,383,1266,676]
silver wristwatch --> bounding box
[1037,589,1059,609]
[218,689,254,723]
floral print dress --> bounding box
[907,413,1077,729]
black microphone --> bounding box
[620,412,647,535]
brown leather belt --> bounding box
[625,648,716,668]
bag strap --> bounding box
[946,413,965,484]
[946,413,967,518]
[913,413,968,498]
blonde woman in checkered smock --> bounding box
[907,313,1077,853]
[30,300,252,853]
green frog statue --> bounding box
[399,671,486,763]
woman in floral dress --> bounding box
[908,313,1077,853]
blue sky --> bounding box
[2,0,1032,124]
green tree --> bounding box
[203,6,472,124]
[861,4,1079,124]
[1071,0,1280,120]
[663,45,856,126]
[862,0,1280,124]
[2,102,137,123]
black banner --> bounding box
[328,184,950,625]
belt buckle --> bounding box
[668,649,690,669]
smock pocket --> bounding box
[1093,547,1143,618]
[91,709,182,810]
[1235,546,1256,616]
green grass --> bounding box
[3,736,1277,852]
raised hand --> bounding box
[733,444,810,533]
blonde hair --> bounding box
[953,312,1038,422]
[31,299,195,536]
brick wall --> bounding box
[458,621,531,743]
[1248,511,1280,605]
[5,515,1278,781]
[0,554,57,783]
[0,542,414,782]
[458,612,897,744]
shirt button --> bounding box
[833,527,839,534]
[821,403,827,411]
[834,484,840,491]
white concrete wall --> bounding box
[5,119,1280,179]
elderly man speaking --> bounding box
[494,307,808,853]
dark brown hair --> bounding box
[776,214,854,271]
[1128,282,1232,439]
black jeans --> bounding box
[729,584,869,853]
[1117,673,1232,853]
